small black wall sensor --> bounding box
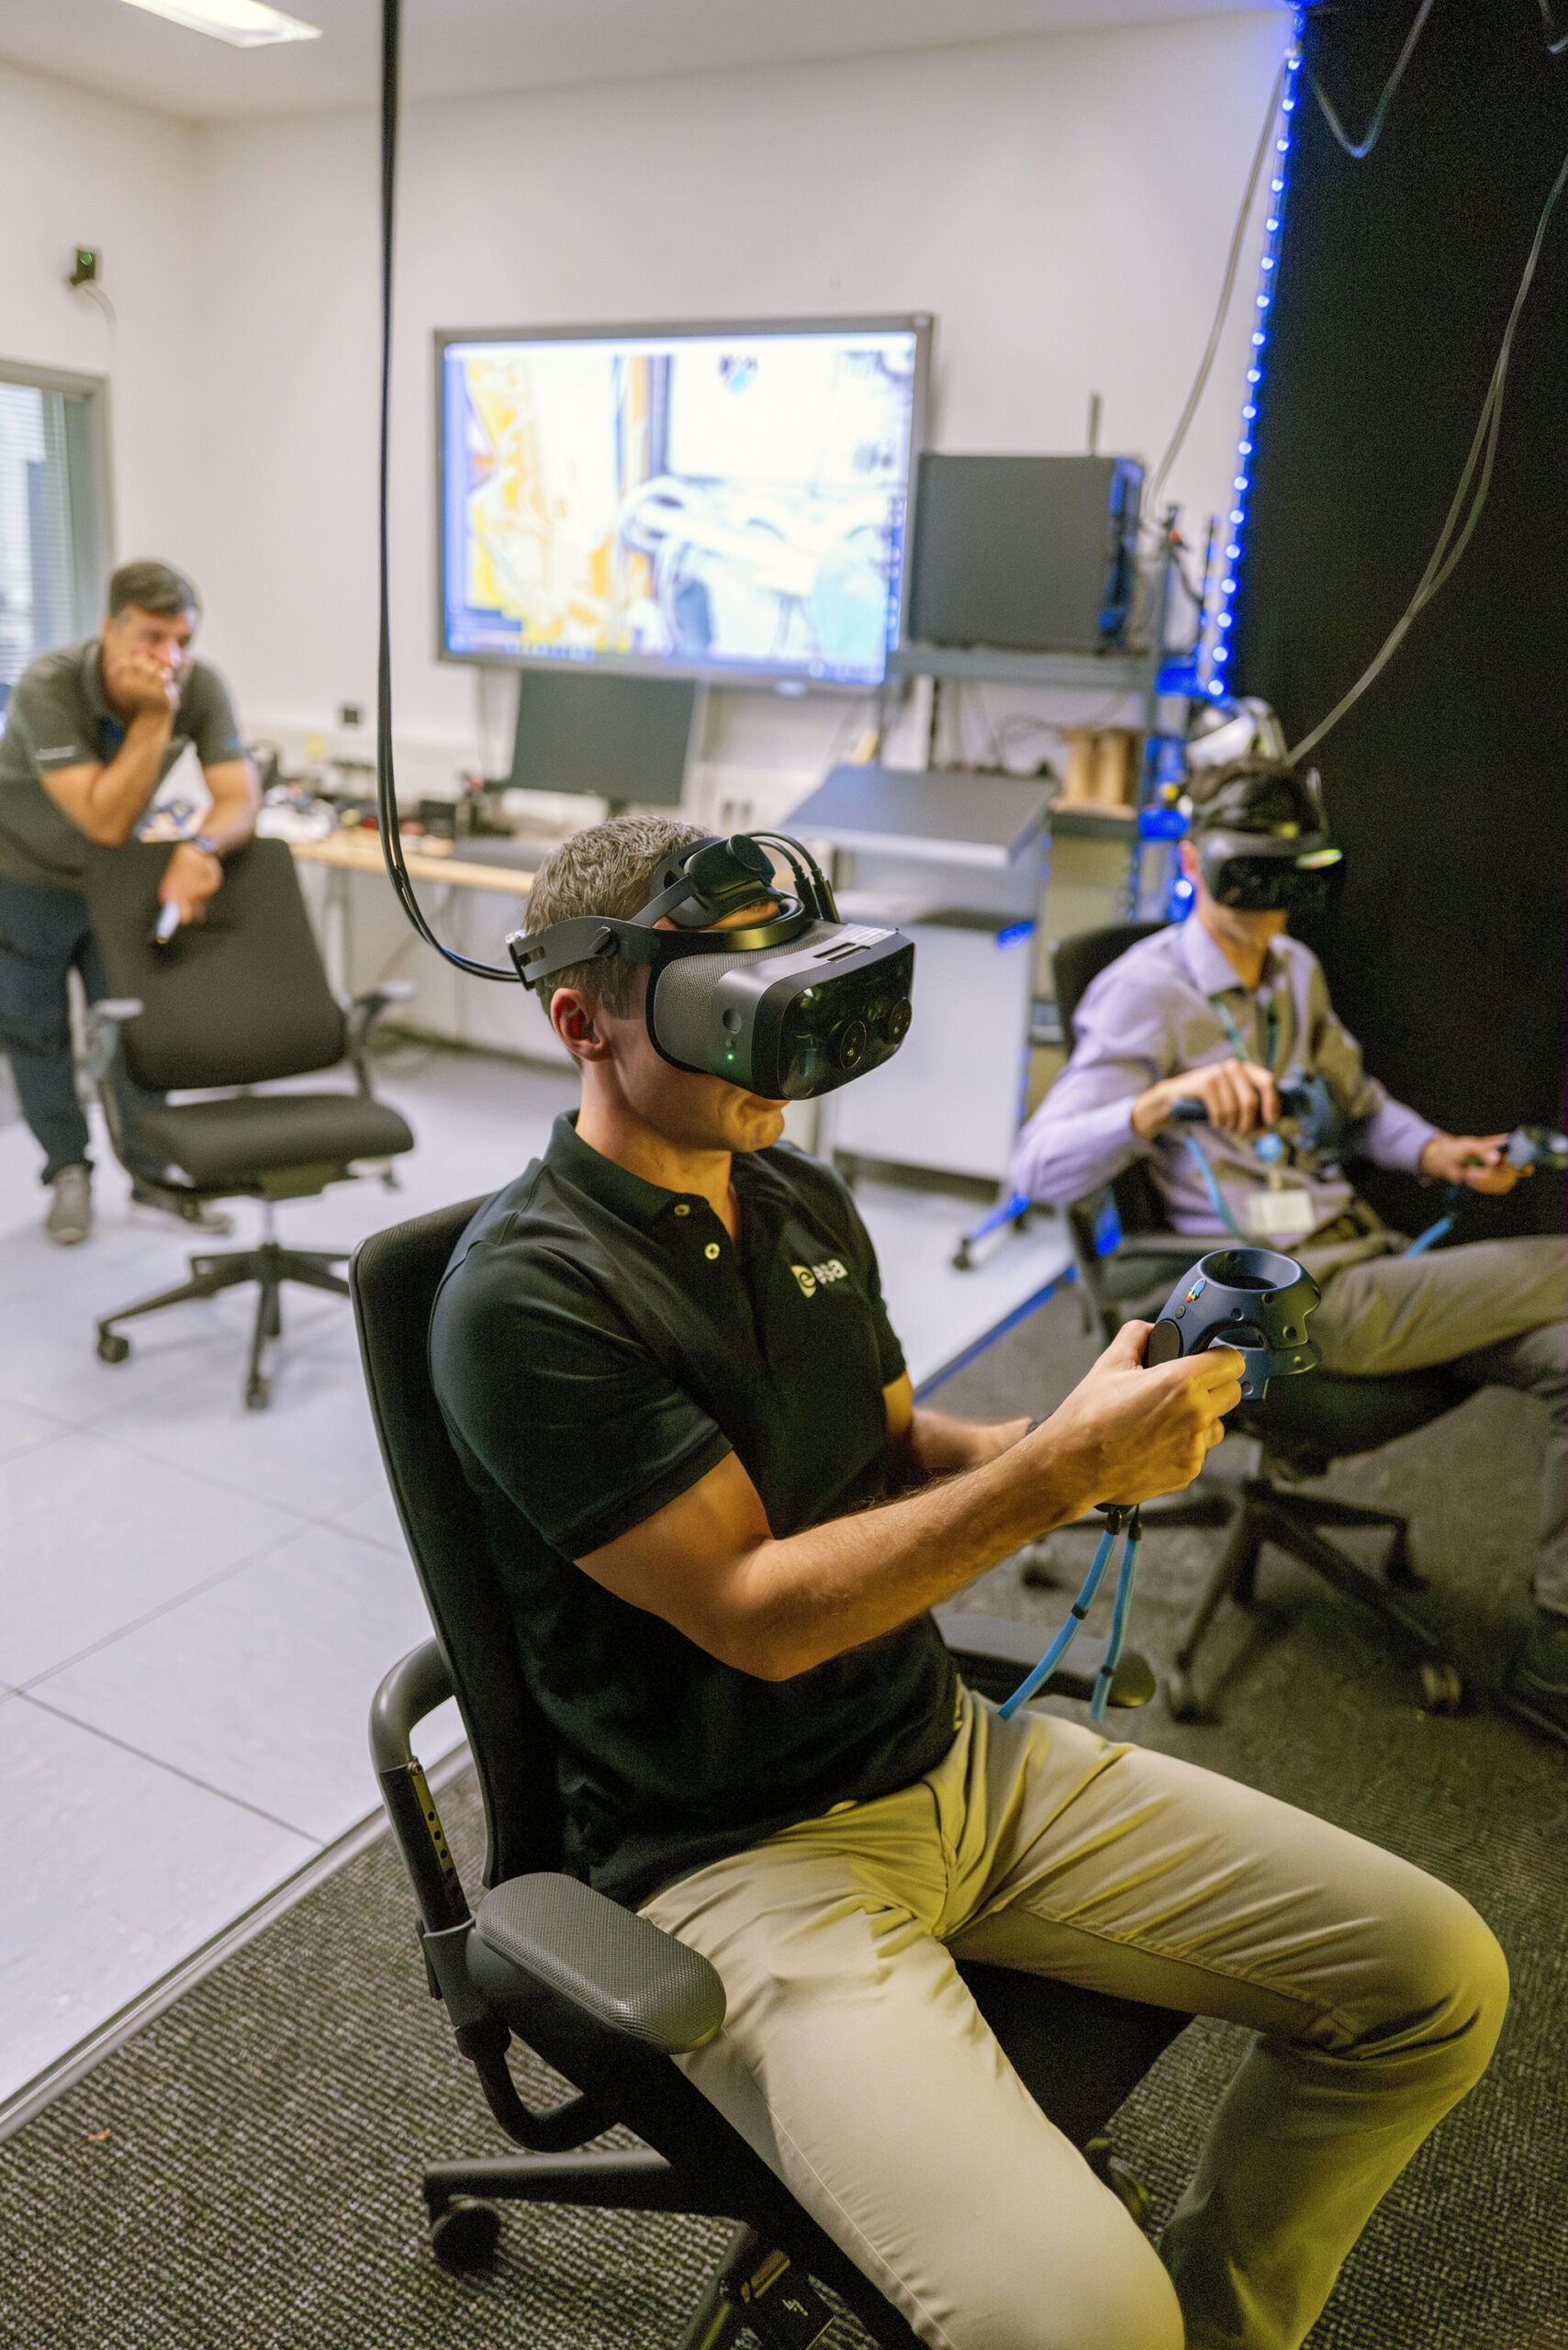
[68,248,100,288]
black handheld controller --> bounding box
[1144,1246,1321,1402]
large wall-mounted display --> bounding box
[438,318,930,688]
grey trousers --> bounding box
[1306,1235,1567,1615]
[644,1690,1506,2350]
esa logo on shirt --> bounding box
[791,1259,848,1299]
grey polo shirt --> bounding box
[0,639,243,891]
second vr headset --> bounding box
[1193,760,1344,915]
[510,832,915,1102]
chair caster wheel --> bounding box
[430,2199,502,2273]
[1084,2138,1153,2232]
[96,1332,130,1365]
[245,1377,270,1411]
[1418,1660,1463,1715]
[1018,1543,1057,1589]
[1164,1668,1210,1724]
[951,1243,973,1271]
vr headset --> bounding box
[1193,762,1343,915]
[510,832,915,1102]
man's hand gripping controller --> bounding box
[997,1248,1321,1726]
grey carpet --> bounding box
[1,1281,1564,2347]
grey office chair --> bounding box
[80,838,415,1408]
[353,1199,1191,2345]
[1046,921,1470,1721]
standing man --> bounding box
[0,560,257,1244]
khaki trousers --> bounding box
[1307,1234,1567,1611]
[644,1693,1506,2350]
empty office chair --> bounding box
[81,837,415,1408]
[354,1199,1190,2344]
[1047,920,1470,1721]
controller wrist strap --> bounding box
[996,1504,1144,1727]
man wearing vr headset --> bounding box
[432,813,1505,2350]
[1012,757,1566,1741]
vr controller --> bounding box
[1173,1091,1565,1180]
[1144,1246,1320,1401]
[998,1244,1319,1725]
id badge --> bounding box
[1243,1186,1316,1240]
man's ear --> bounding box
[549,986,613,1063]
[1179,837,1202,883]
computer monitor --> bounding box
[437,316,930,689]
[506,667,697,807]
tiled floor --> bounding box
[0,1045,1068,2109]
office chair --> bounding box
[1047,921,1469,1722]
[80,838,415,1409]
[353,1199,1193,2346]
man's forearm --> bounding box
[81,713,173,844]
[907,1405,1030,1481]
[200,760,260,855]
[725,1431,1084,1680]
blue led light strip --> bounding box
[1204,32,1305,698]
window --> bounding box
[0,364,109,724]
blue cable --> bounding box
[1404,1212,1456,1258]
[1181,1133,1250,1241]
[997,1522,1118,1719]
[1091,1513,1143,1724]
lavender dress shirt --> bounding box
[1010,919,1439,1239]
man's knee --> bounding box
[1361,1874,1509,2086]
[925,2180,1184,2350]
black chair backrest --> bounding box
[1052,919,1166,1050]
[1051,922,1169,1239]
[351,1201,566,1890]
[82,838,347,1091]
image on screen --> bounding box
[438,319,927,687]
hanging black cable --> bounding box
[1309,0,1437,162]
[377,0,515,980]
[1288,134,1568,763]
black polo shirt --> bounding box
[431,1113,961,1904]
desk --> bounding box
[288,828,538,998]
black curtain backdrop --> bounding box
[1233,0,1567,1239]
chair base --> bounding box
[1164,1478,1466,1724]
[95,1237,349,1410]
[421,2148,909,2347]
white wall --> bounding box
[0,62,203,595]
[182,12,1293,804]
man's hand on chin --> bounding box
[1419,1133,1524,1196]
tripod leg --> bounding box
[1167,1508,1265,1722]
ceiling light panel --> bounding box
[119,0,323,47]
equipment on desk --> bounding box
[353,1194,1185,2317]
[79,839,415,1411]
[787,763,1050,1190]
[513,831,914,1102]
[1049,919,1471,1723]
[505,667,699,810]
[906,453,1144,655]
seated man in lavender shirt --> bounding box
[1011,759,1567,1742]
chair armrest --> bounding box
[82,999,144,1085]
[468,1873,727,2055]
[935,1608,1157,1709]
[369,1641,470,1936]
[347,980,416,1090]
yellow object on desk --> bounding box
[288,827,537,897]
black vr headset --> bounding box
[510,832,915,1102]
[1193,760,1344,916]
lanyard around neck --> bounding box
[1210,990,1278,1074]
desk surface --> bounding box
[289,826,536,897]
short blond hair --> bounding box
[523,815,707,1015]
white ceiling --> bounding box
[0,0,1281,122]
